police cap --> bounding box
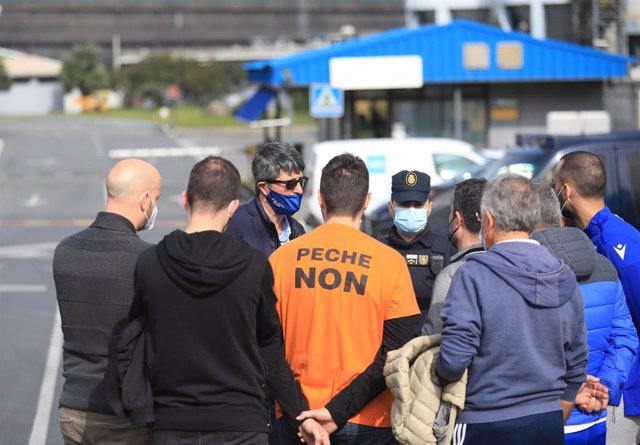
[391,170,431,203]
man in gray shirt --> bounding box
[53,158,162,445]
[422,178,486,335]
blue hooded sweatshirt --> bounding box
[585,206,640,415]
[436,240,588,424]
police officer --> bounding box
[379,170,452,335]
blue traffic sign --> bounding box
[309,84,344,118]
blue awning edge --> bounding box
[234,87,278,123]
[244,20,635,87]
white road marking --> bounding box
[0,242,57,259]
[0,285,47,292]
[28,311,62,445]
[22,193,46,208]
[108,146,222,159]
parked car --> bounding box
[304,138,488,226]
[364,131,640,238]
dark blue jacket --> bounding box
[585,206,640,415]
[225,197,305,257]
[437,240,587,424]
[533,227,638,426]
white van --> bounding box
[304,138,487,224]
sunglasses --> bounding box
[265,176,309,191]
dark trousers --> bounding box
[151,430,268,445]
[452,411,564,445]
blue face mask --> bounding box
[394,207,428,234]
[267,189,302,216]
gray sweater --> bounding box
[53,212,151,414]
[422,243,483,336]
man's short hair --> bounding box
[453,178,487,234]
[532,179,561,229]
[252,141,305,183]
[557,151,606,198]
[320,153,369,218]
[481,173,540,234]
[187,156,240,212]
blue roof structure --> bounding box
[245,20,634,86]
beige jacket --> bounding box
[384,335,467,445]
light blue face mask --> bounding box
[394,207,428,234]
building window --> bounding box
[497,42,523,69]
[463,42,490,70]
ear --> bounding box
[257,181,269,196]
[227,199,240,219]
[139,193,149,212]
[564,183,572,200]
[453,210,464,229]
[484,210,495,231]
[426,199,433,213]
[317,190,325,212]
[317,191,327,222]
[388,201,395,217]
[362,192,372,212]
[181,190,189,211]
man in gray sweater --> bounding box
[53,159,162,445]
[422,178,486,335]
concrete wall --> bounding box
[0,78,63,115]
[604,82,640,131]
[0,1,405,62]
[487,82,603,148]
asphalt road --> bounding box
[0,117,313,445]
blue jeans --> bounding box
[278,418,397,445]
[564,421,607,445]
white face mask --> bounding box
[140,194,158,231]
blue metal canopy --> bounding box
[245,20,634,86]
[233,87,278,122]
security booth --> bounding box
[238,20,635,148]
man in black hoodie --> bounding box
[129,156,328,445]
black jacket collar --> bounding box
[91,211,137,234]
[387,225,434,249]
[247,197,304,238]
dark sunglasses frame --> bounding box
[265,176,309,191]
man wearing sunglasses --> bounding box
[227,141,307,257]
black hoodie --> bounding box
[129,229,307,432]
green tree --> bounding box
[180,62,245,105]
[59,44,110,95]
[122,55,245,107]
[0,58,11,91]
[124,55,187,106]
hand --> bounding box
[575,375,609,413]
[296,408,339,434]
[298,418,330,445]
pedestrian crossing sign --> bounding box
[310,84,344,118]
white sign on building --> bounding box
[329,55,423,90]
